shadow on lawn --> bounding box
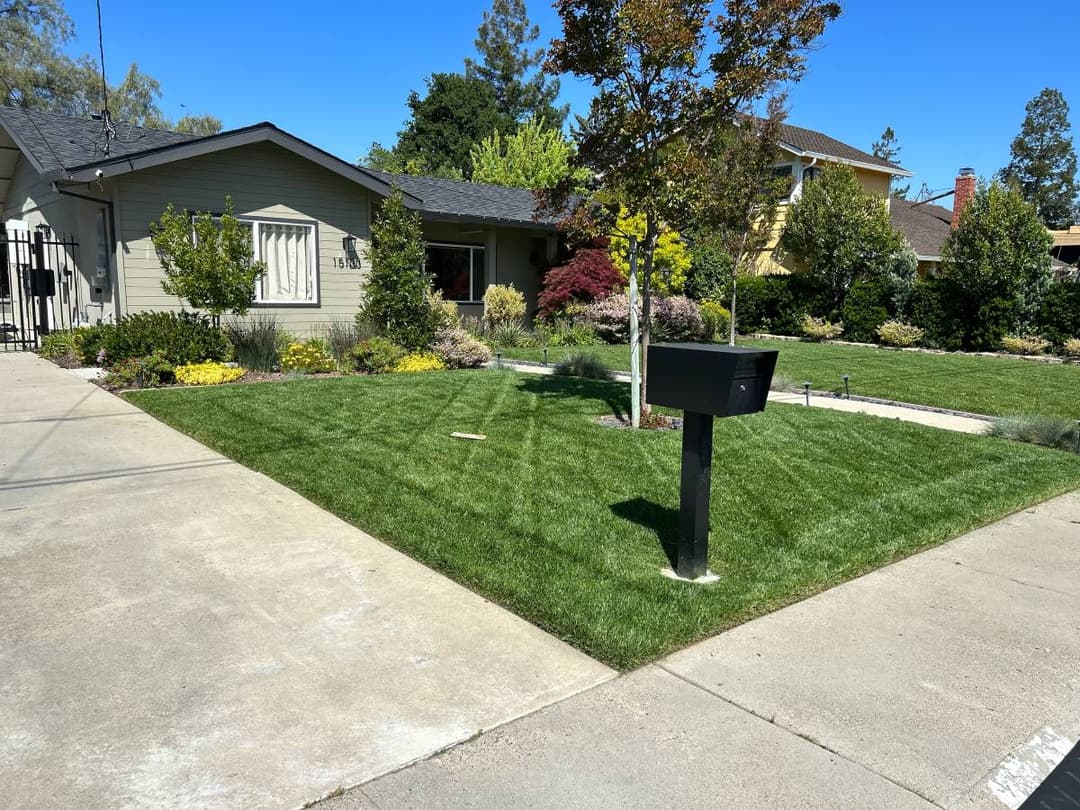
[514,373,630,419]
[611,497,680,569]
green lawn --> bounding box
[498,339,1080,420]
[126,371,1080,669]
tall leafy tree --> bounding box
[780,163,904,313]
[361,187,438,349]
[681,97,788,343]
[939,180,1053,349]
[999,88,1079,229]
[175,113,223,136]
[1,1,218,132]
[547,0,840,412]
[470,117,587,188]
[465,0,568,126]
[871,126,909,199]
[365,73,513,180]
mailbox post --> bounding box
[648,343,779,581]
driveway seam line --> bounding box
[653,663,944,808]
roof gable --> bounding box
[890,198,952,259]
[778,122,911,176]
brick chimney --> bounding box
[951,168,976,229]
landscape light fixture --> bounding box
[803,381,812,406]
[543,347,548,366]
[495,352,502,369]
[842,374,850,399]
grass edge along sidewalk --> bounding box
[498,339,1080,421]
[126,370,1080,670]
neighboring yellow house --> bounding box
[754,122,913,274]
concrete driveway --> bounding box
[0,354,613,808]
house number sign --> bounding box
[332,256,362,270]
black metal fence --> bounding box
[1,227,81,351]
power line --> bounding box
[94,0,114,155]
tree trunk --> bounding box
[639,214,660,417]
[728,271,737,346]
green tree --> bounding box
[999,88,1079,229]
[150,196,265,326]
[682,97,788,343]
[871,126,910,199]
[175,113,222,136]
[361,187,437,349]
[470,117,587,188]
[366,73,513,179]
[780,163,904,314]
[109,63,169,129]
[938,180,1053,349]
[465,0,567,126]
[609,208,691,295]
[548,0,840,414]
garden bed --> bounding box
[125,370,1080,669]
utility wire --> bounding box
[95,0,114,155]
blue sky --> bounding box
[65,1,1080,206]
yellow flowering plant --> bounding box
[280,341,335,373]
[174,361,246,386]
[393,352,446,373]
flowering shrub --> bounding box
[434,327,491,368]
[801,315,844,341]
[537,242,625,320]
[1064,337,1080,357]
[351,337,406,373]
[393,352,446,373]
[652,296,705,341]
[280,341,335,373]
[483,284,527,328]
[876,320,924,347]
[585,292,636,343]
[175,361,246,386]
[1000,334,1049,355]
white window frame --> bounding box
[424,241,486,304]
[248,218,320,307]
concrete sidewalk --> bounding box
[494,360,990,434]
[0,354,613,809]
[329,490,1080,809]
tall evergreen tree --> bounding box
[999,88,1079,229]
[465,0,568,127]
[871,126,910,199]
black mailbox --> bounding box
[646,343,779,581]
[648,343,778,417]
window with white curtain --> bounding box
[250,220,317,304]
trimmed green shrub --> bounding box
[541,321,601,347]
[800,315,843,341]
[483,284,526,329]
[72,323,112,366]
[101,311,230,367]
[734,274,828,336]
[553,353,615,381]
[908,278,961,350]
[1001,335,1050,355]
[700,300,731,342]
[1037,281,1080,347]
[351,337,406,373]
[103,352,174,389]
[840,279,890,343]
[876,320,924,348]
[226,314,280,372]
[988,414,1079,452]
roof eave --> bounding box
[0,111,50,175]
[777,140,914,178]
[421,211,559,230]
[53,125,424,207]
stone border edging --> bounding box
[748,333,1077,365]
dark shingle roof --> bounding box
[365,169,550,227]
[779,122,908,174]
[0,106,194,174]
[890,198,952,259]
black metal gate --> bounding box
[1,226,81,351]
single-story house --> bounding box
[1,107,559,342]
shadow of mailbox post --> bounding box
[647,343,779,581]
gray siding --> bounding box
[115,141,373,335]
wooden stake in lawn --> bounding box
[629,235,641,429]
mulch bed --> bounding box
[596,413,683,430]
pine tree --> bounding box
[871,126,910,199]
[465,0,567,126]
[999,88,1079,229]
